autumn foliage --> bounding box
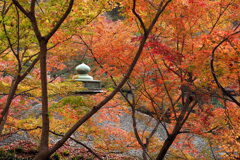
[0,0,239,159]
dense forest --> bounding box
[0,0,239,159]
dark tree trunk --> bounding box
[33,150,51,160]
[38,41,50,152]
[156,133,178,160]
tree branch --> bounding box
[210,31,240,107]
[45,0,74,40]
[12,0,30,18]
[30,0,36,14]
[14,126,103,160]
[48,0,172,155]
[132,0,147,35]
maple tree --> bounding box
[0,0,108,159]
[0,0,239,160]
[76,0,239,159]
[0,0,39,134]
[1,0,173,159]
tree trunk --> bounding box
[33,150,51,160]
[38,42,50,152]
[0,111,8,134]
[156,98,196,160]
[0,79,19,135]
[156,133,178,160]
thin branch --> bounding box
[208,139,217,160]
[209,1,232,34]
[127,83,153,160]
[19,54,40,81]
[44,0,74,40]
[14,87,38,97]
[48,130,103,160]
[76,35,119,87]
[0,46,10,56]
[20,36,72,81]
[148,0,172,35]
[12,0,30,18]
[132,0,147,34]
[1,4,17,57]
[2,2,13,15]
[36,0,45,14]
[180,101,197,126]
[162,60,182,77]
[12,0,42,39]
[210,31,240,107]
[14,126,103,160]
[159,120,169,136]
[145,121,159,147]
[150,53,177,119]
[15,5,22,72]
[146,0,158,10]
